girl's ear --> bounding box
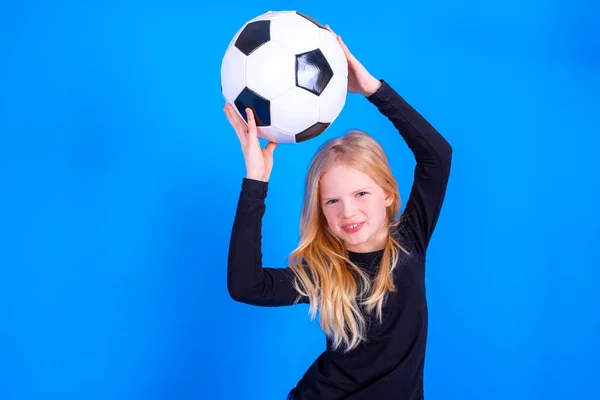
[384,190,394,207]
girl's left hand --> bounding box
[325,24,382,97]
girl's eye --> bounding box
[324,193,366,205]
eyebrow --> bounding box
[321,187,372,202]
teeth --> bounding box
[346,223,359,229]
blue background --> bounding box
[1,0,599,399]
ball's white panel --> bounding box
[246,41,296,100]
[248,10,294,23]
[258,126,295,144]
[318,73,347,123]
[271,87,320,134]
[220,45,247,102]
[270,13,321,54]
[318,29,348,77]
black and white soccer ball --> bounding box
[220,10,348,144]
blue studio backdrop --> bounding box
[1,0,599,399]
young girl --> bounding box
[223,27,452,400]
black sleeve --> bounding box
[227,178,308,307]
[367,80,452,255]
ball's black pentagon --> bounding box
[295,122,330,143]
[234,87,271,126]
[295,49,334,96]
[295,12,326,29]
[234,20,271,56]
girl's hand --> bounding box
[224,103,278,182]
[326,24,382,97]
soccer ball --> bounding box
[220,10,348,144]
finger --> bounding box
[324,24,351,57]
[336,35,354,60]
[224,104,242,134]
[264,141,278,154]
[325,24,347,53]
[230,104,251,138]
[246,108,258,139]
[224,105,246,145]
[262,142,278,168]
[223,105,240,133]
[228,103,248,131]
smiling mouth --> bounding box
[342,222,364,233]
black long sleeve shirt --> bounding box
[227,80,452,400]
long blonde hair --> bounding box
[288,130,410,352]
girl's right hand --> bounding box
[224,103,278,182]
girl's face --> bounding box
[319,162,393,253]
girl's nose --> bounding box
[341,201,358,218]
